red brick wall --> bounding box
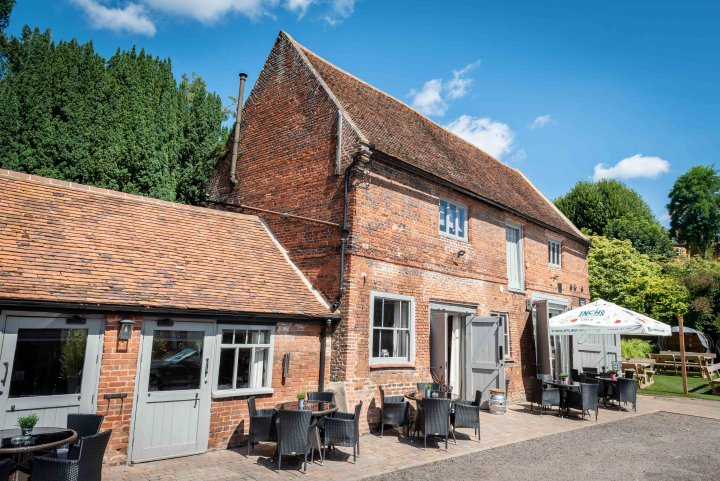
[95,316,329,463]
[207,33,361,303]
[97,315,142,464]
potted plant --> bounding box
[18,414,39,437]
[608,369,617,381]
[296,391,306,410]
[560,372,569,385]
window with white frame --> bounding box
[370,293,414,364]
[491,312,511,359]
[215,326,274,395]
[505,224,524,291]
[439,198,468,241]
[548,239,562,268]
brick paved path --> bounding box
[104,395,719,481]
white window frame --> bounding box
[212,324,275,398]
[491,312,512,360]
[438,197,468,241]
[369,291,415,367]
[505,222,525,292]
[548,238,562,268]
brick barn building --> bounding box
[0,169,335,464]
[208,32,591,426]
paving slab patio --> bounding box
[104,395,720,481]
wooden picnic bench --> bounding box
[702,363,720,394]
[622,358,656,388]
[649,352,714,375]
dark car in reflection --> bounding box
[149,347,202,391]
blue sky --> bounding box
[7,1,719,222]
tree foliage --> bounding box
[668,165,720,258]
[665,257,720,335]
[0,26,227,205]
[588,235,688,324]
[555,179,672,257]
[0,0,13,32]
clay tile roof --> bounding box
[0,169,334,318]
[286,32,585,242]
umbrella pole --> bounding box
[602,335,607,370]
[678,315,688,395]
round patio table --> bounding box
[0,427,77,475]
[541,380,581,416]
[274,401,338,417]
[404,391,460,402]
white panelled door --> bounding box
[464,316,504,409]
[130,321,214,463]
[0,315,103,428]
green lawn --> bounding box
[640,373,719,401]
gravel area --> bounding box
[364,412,720,481]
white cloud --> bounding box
[592,154,671,181]
[445,115,515,160]
[530,114,552,129]
[71,0,156,36]
[409,79,447,116]
[286,0,316,17]
[446,60,481,99]
[409,60,481,116]
[322,0,355,25]
[143,0,270,23]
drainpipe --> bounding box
[229,73,247,186]
[318,318,332,391]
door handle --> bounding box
[1,362,8,386]
[193,392,199,408]
[204,358,209,377]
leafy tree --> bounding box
[588,236,688,324]
[665,257,720,335]
[0,0,14,32]
[0,26,227,205]
[556,179,672,257]
[668,165,720,258]
[604,215,674,258]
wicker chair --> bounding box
[378,386,408,437]
[276,409,314,472]
[419,397,451,450]
[530,378,560,415]
[0,458,13,481]
[610,378,638,412]
[571,369,581,383]
[536,373,553,382]
[323,401,362,462]
[32,429,111,481]
[450,400,481,441]
[307,392,334,402]
[247,396,277,455]
[583,367,598,375]
[566,382,599,421]
[67,414,104,440]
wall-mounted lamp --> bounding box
[119,319,134,340]
[457,250,466,257]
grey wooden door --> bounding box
[572,334,621,371]
[429,311,447,383]
[130,321,214,463]
[0,315,103,429]
[464,316,504,409]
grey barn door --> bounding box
[465,316,504,409]
[572,334,621,371]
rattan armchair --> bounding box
[307,392,334,402]
[32,429,111,481]
[0,458,13,481]
[610,378,638,412]
[566,382,599,421]
[67,414,104,440]
[450,400,481,441]
[276,409,314,472]
[530,378,560,415]
[323,401,362,462]
[247,396,277,455]
[379,386,409,437]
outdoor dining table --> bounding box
[595,375,621,407]
[273,401,338,465]
[0,427,77,478]
[542,380,581,415]
[404,391,460,438]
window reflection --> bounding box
[149,330,204,392]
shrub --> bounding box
[621,338,655,359]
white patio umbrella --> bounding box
[547,299,671,368]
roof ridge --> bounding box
[280,31,368,145]
[0,169,260,223]
[291,35,514,173]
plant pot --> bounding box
[21,427,32,437]
[298,399,304,410]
